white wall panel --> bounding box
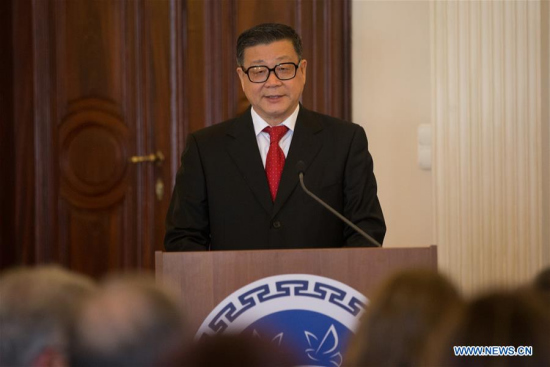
[432,0,544,293]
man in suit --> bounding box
[165,23,385,251]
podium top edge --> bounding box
[155,245,436,256]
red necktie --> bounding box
[264,125,289,201]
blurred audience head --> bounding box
[432,289,550,367]
[535,267,550,294]
[183,333,294,367]
[344,268,463,367]
[69,273,186,367]
[0,265,96,367]
[533,267,550,313]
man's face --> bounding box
[237,40,307,126]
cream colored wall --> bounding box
[431,1,544,293]
[543,0,550,267]
[352,1,549,289]
[352,1,433,247]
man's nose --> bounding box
[265,70,282,86]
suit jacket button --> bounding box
[272,221,281,229]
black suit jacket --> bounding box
[164,106,385,251]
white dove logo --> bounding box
[304,325,343,367]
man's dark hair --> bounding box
[236,23,303,66]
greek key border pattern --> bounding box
[207,280,366,333]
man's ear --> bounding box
[236,67,246,90]
[299,59,307,83]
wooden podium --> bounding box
[155,246,437,335]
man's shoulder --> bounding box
[300,107,362,132]
[191,113,248,141]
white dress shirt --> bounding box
[251,105,299,168]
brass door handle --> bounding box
[130,151,165,200]
[155,178,164,201]
[130,151,165,166]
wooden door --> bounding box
[4,0,351,277]
[9,0,174,276]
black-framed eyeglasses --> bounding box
[241,61,301,83]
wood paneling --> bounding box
[61,1,125,107]
[0,0,15,267]
[298,0,351,118]
[5,0,351,276]
[142,0,174,269]
[13,0,38,265]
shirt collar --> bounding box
[252,105,299,136]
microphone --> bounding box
[296,161,382,248]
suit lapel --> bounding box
[272,107,323,217]
[225,110,273,215]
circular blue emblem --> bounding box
[196,274,368,367]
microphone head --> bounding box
[295,161,307,174]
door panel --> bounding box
[57,1,140,274]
